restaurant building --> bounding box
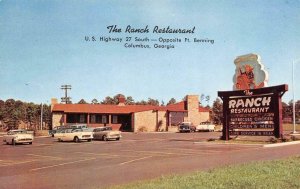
[51,95,210,132]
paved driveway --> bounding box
[0,132,300,189]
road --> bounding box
[0,132,300,189]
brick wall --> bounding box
[186,95,210,125]
[157,111,167,131]
[52,112,64,127]
[134,110,167,132]
[199,112,210,123]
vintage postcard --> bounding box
[0,1,300,188]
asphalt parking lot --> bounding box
[1,132,300,189]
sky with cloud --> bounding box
[0,0,300,105]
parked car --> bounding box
[3,129,34,145]
[178,122,195,133]
[49,126,67,137]
[196,122,215,132]
[54,128,93,142]
[93,126,122,141]
[49,124,88,137]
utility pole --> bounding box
[40,103,43,130]
[61,85,72,104]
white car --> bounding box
[196,122,215,132]
[54,128,93,142]
[93,126,122,141]
[3,130,34,145]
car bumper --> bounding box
[107,135,121,139]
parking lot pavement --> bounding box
[1,132,300,189]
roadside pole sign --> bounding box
[218,54,288,140]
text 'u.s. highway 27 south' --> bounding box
[84,25,214,50]
[84,36,214,50]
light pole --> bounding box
[292,59,300,134]
[26,82,45,131]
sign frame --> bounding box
[218,84,288,140]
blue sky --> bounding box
[0,0,300,105]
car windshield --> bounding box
[72,129,83,132]
[83,128,93,132]
[8,130,26,135]
[69,125,88,129]
[64,129,73,133]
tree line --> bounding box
[77,94,179,106]
[0,99,51,131]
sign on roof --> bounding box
[233,54,269,90]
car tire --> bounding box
[116,137,120,141]
[29,142,32,145]
[12,139,16,146]
[74,136,80,143]
[58,138,62,142]
[103,135,108,141]
[87,139,92,142]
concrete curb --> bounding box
[133,131,177,134]
[193,141,263,146]
[263,141,300,148]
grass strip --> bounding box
[109,156,300,189]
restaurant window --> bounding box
[102,115,107,124]
[67,114,87,123]
[90,115,96,123]
[112,115,118,124]
[90,114,108,124]
[170,112,185,126]
[79,114,85,123]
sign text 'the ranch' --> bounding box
[229,96,271,114]
[107,25,196,34]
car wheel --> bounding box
[29,142,32,145]
[58,138,62,142]
[12,139,16,146]
[74,136,80,143]
[87,139,92,142]
[116,137,120,141]
[6,142,9,145]
[102,135,108,141]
